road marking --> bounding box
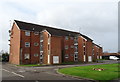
[11,72,24,78]
[2,69,24,78]
[2,69,10,72]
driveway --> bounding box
[1,60,118,81]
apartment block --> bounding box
[9,20,103,65]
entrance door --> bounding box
[53,56,59,64]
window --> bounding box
[40,34,43,42]
[71,45,74,48]
[83,47,86,51]
[83,45,85,47]
[83,43,86,46]
[40,55,43,59]
[74,53,78,61]
[25,31,30,36]
[40,44,43,51]
[25,42,30,47]
[34,54,38,57]
[65,54,69,58]
[65,36,69,40]
[75,58,78,61]
[65,45,68,49]
[40,55,43,57]
[74,53,78,58]
[84,51,86,55]
[75,46,78,49]
[97,52,99,55]
[70,37,74,40]
[34,32,39,35]
[24,54,30,60]
[48,45,50,50]
[74,37,78,41]
[40,34,43,39]
[40,52,43,55]
[48,38,50,44]
[34,42,39,46]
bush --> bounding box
[2,52,9,62]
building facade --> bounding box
[9,20,103,65]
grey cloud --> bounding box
[0,0,118,52]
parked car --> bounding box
[109,56,119,60]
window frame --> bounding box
[34,42,39,46]
[25,31,30,36]
[34,32,39,35]
[34,53,38,57]
[65,36,69,40]
[65,45,69,50]
[25,42,30,47]
[24,54,30,60]
[65,54,69,58]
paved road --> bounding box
[1,60,119,81]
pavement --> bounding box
[1,60,119,81]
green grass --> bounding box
[17,64,42,67]
[58,63,120,81]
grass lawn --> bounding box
[17,64,42,67]
[58,63,120,81]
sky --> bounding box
[0,0,119,53]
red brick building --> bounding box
[9,20,103,65]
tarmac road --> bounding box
[1,60,119,82]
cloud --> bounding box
[36,2,118,52]
[0,0,118,52]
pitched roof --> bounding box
[80,34,93,41]
[14,20,92,41]
[93,43,102,48]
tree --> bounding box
[1,51,9,62]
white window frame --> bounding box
[40,55,43,59]
[70,37,74,40]
[24,54,30,60]
[65,36,69,40]
[65,54,69,58]
[25,42,30,47]
[34,32,39,35]
[71,45,74,48]
[34,42,39,46]
[84,55,86,62]
[34,53,38,57]
[65,45,68,50]
[48,38,50,44]
[25,31,30,36]
[40,52,43,59]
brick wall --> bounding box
[9,23,20,65]
[86,41,93,62]
[78,36,84,62]
[51,36,62,64]
[62,36,75,62]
